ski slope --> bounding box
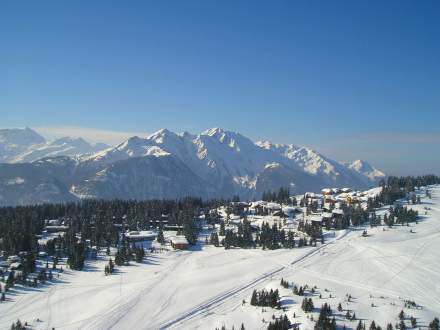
[1,186,439,329]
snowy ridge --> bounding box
[12,137,108,163]
[0,127,386,204]
[0,128,109,163]
[347,159,386,182]
[79,127,385,199]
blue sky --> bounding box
[1,0,439,175]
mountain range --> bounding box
[0,127,385,206]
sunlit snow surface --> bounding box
[1,186,439,329]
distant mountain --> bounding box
[0,127,109,163]
[12,137,110,163]
[0,127,46,162]
[0,127,386,206]
[346,159,386,183]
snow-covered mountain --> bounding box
[0,127,386,206]
[346,159,386,183]
[79,127,384,199]
[0,127,46,162]
[12,137,110,163]
[0,128,109,163]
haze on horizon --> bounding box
[1,0,439,176]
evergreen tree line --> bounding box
[10,319,27,330]
[314,303,336,330]
[280,278,289,289]
[0,197,211,257]
[0,197,206,272]
[262,187,291,204]
[214,324,246,330]
[378,175,440,206]
[114,241,145,266]
[267,315,291,330]
[301,297,314,312]
[211,221,315,250]
[250,288,281,308]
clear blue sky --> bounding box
[1,0,439,175]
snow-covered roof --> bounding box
[45,219,61,225]
[45,225,69,231]
[125,230,156,239]
[250,201,266,208]
[170,236,189,245]
[309,215,323,222]
[305,192,322,198]
[266,202,281,210]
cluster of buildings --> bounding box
[214,186,382,236]
[0,251,50,289]
[124,230,189,250]
[43,219,69,234]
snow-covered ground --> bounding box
[1,186,439,329]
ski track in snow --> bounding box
[149,230,351,329]
[1,186,439,329]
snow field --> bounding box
[0,186,439,329]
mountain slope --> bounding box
[0,162,77,206]
[71,155,216,200]
[346,159,386,183]
[82,127,384,199]
[0,127,46,162]
[0,128,109,164]
[256,141,376,188]
[12,137,109,163]
[0,127,386,205]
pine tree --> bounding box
[301,297,314,312]
[6,272,14,290]
[157,227,165,244]
[399,320,406,330]
[210,232,220,247]
[115,250,124,266]
[250,289,258,306]
[399,310,405,320]
[429,318,439,330]
[220,222,226,236]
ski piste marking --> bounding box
[150,230,349,329]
